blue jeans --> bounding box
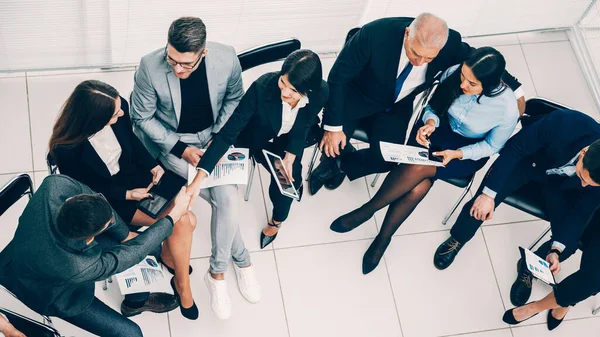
[60,297,143,337]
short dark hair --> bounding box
[168,17,207,53]
[280,49,322,96]
[56,194,113,240]
[583,139,600,184]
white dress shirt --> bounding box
[88,125,122,176]
[279,95,309,136]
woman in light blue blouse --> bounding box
[330,47,520,274]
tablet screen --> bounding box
[262,150,300,200]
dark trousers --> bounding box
[59,297,143,337]
[531,224,600,307]
[251,135,303,222]
[450,156,567,245]
[340,101,414,180]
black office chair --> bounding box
[0,174,60,336]
[236,39,304,202]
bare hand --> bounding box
[126,184,153,201]
[470,193,495,221]
[182,146,204,167]
[3,326,26,337]
[416,124,436,147]
[281,153,296,183]
[150,165,165,185]
[546,252,561,275]
[517,96,526,116]
[168,187,192,223]
[319,130,347,158]
[432,149,462,166]
[122,231,139,243]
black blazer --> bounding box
[52,97,157,201]
[485,109,600,257]
[0,175,173,317]
[325,17,522,126]
[198,72,329,173]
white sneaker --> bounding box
[234,264,261,303]
[204,271,232,319]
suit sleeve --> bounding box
[131,59,181,155]
[54,149,128,201]
[552,192,599,259]
[450,38,522,93]
[286,82,329,156]
[68,217,174,283]
[197,81,259,173]
[483,112,558,193]
[212,48,244,134]
[120,99,157,173]
[324,26,372,127]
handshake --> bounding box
[166,171,206,223]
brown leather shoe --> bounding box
[121,292,179,317]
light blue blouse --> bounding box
[422,64,519,161]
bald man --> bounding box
[309,13,525,195]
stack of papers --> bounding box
[115,256,165,295]
[379,141,444,167]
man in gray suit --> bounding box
[0,175,191,337]
[131,17,260,320]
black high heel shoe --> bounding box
[547,308,567,331]
[502,302,538,325]
[362,236,391,275]
[158,256,193,275]
[330,209,372,234]
[170,277,198,320]
[260,222,280,249]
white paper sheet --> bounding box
[115,256,165,295]
[379,141,444,167]
[521,247,556,285]
[187,148,250,188]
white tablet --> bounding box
[262,150,300,200]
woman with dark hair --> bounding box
[188,49,329,248]
[48,80,199,320]
[330,46,520,274]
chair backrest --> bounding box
[237,39,301,72]
[0,174,33,217]
[521,97,571,127]
[46,152,59,175]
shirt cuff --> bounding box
[458,146,473,161]
[551,241,566,252]
[196,167,210,176]
[324,125,343,132]
[482,187,497,199]
[513,87,525,99]
[170,141,188,159]
[164,215,175,227]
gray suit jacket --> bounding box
[0,175,173,317]
[131,42,244,158]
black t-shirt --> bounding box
[177,59,214,134]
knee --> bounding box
[181,211,197,230]
[405,180,432,201]
[213,187,238,208]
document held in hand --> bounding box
[379,141,444,167]
[115,256,165,295]
[519,246,557,286]
[187,147,250,189]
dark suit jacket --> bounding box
[485,109,600,257]
[325,17,522,126]
[53,97,157,201]
[198,72,329,173]
[0,175,173,317]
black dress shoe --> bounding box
[502,303,538,325]
[362,236,391,275]
[324,171,346,190]
[158,256,193,275]
[121,292,179,317]
[547,308,567,331]
[433,237,463,270]
[170,277,199,320]
[510,258,533,307]
[309,158,341,195]
[260,222,281,249]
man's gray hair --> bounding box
[168,17,207,53]
[408,13,449,49]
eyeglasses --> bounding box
[164,45,204,71]
[95,193,116,229]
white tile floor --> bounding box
[1,32,600,337]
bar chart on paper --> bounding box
[188,148,250,188]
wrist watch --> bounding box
[548,248,562,257]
